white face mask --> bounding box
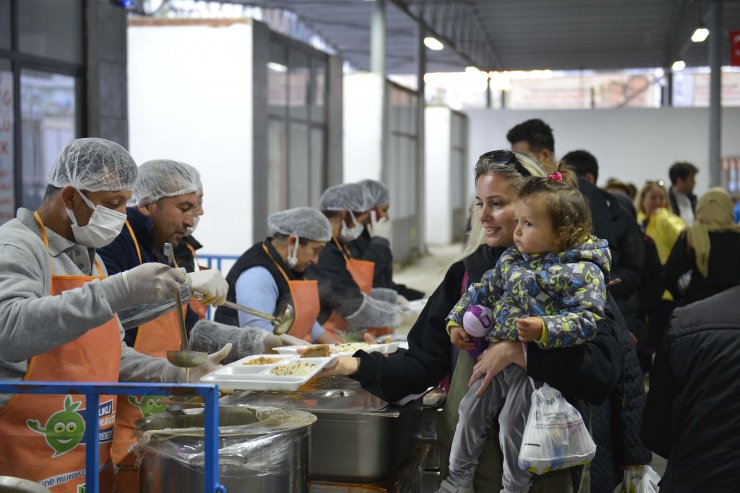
[287,235,299,269]
[339,211,364,242]
[185,215,200,237]
[66,190,127,249]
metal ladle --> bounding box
[163,243,208,372]
[192,292,295,335]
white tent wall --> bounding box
[466,108,740,200]
[128,20,254,257]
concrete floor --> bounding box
[392,243,668,478]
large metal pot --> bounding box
[222,377,424,483]
[135,405,315,493]
[0,477,51,493]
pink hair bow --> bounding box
[548,172,563,182]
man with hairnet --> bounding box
[306,183,400,339]
[350,179,425,301]
[0,139,231,492]
[213,207,339,344]
[96,159,230,486]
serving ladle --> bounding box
[192,292,295,335]
[163,243,208,376]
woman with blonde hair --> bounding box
[665,188,740,305]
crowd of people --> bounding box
[0,117,739,492]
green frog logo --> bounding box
[27,395,85,458]
[128,395,166,418]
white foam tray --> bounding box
[272,342,400,356]
[200,354,335,391]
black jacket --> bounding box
[353,245,622,405]
[642,286,740,492]
[348,228,425,300]
[214,240,301,326]
[590,299,653,492]
[664,230,740,305]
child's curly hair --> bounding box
[518,171,592,251]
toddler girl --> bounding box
[437,173,611,493]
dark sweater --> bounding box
[98,207,197,344]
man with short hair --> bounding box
[0,139,229,492]
[97,158,230,485]
[668,161,698,225]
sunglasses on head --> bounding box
[645,179,666,188]
[479,150,532,177]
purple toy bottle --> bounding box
[462,305,494,358]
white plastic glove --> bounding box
[122,263,187,305]
[183,343,233,383]
[187,269,228,306]
[369,210,392,241]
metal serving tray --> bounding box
[222,377,423,482]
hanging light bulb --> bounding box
[672,60,686,71]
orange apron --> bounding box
[0,212,121,493]
[184,243,209,320]
[111,221,183,492]
[322,237,383,337]
[260,244,320,342]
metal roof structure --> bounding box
[222,0,740,73]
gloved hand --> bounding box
[186,269,228,306]
[122,263,187,305]
[369,210,392,241]
[181,343,233,383]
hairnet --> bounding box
[130,159,201,206]
[47,138,137,192]
[359,179,390,207]
[319,183,374,212]
[267,207,332,241]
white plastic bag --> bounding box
[612,465,661,493]
[518,384,597,474]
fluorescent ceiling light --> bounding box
[267,62,288,73]
[465,66,480,74]
[672,60,686,71]
[691,27,709,43]
[424,37,444,51]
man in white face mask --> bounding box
[305,183,400,340]
[0,138,231,491]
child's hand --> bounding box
[516,317,543,342]
[450,325,474,350]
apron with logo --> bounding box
[322,237,387,337]
[260,244,320,342]
[111,221,183,492]
[0,212,120,493]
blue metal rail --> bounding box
[0,381,225,493]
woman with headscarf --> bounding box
[664,188,740,305]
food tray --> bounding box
[200,354,334,391]
[273,342,400,356]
